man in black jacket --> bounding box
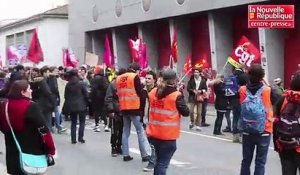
[105,68,126,157]
[31,66,56,132]
[90,66,109,132]
[187,68,209,131]
[48,67,66,133]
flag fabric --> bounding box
[128,38,141,63]
[170,27,178,63]
[0,55,2,68]
[16,44,28,63]
[228,36,261,68]
[6,46,21,66]
[62,48,78,68]
[140,42,148,69]
[128,38,148,69]
[183,54,192,74]
[27,29,44,64]
[195,53,209,69]
[103,34,114,67]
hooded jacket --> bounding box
[274,90,300,152]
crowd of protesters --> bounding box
[0,62,299,175]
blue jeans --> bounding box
[122,115,149,157]
[70,112,86,142]
[148,141,157,165]
[150,138,177,175]
[225,110,231,130]
[54,106,62,130]
[240,134,271,175]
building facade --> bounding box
[0,5,69,67]
[69,0,300,86]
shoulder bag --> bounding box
[5,102,48,175]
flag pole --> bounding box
[178,68,192,83]
[221,60,229,75]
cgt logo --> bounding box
[152,100,164,109]
[120,76,128,82]
[234,42,256,67]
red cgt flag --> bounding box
[195,53,209,69]
[228,36,261,68]
[183,54,192,74]
[27,29,44,64]
[170,27,178,63]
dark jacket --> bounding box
[273,91,300,152]
[0,98,55,175]
[120,72,146,117]
[30,77,56,113]
[105,80,119,113]
[90,74,109,112]
[63,76,89,113]
[214,82,230,111]
[155,86,190,117]
[187,76,207,103]
[47,75,60,106]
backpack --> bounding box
[224,75,239,96]
[276,100,300,149]
[241,86,266,134]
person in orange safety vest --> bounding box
[116,62,150,162]
[146,68,189,175]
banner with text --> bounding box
[227,36,261,68]
[248,5,294,28]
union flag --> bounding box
[183,54,192,74]
[27,29,44,64]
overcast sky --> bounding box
[0,0,66,21]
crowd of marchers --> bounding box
[0,63,298,175]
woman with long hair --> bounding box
[146,68,189,175]
[0,80,55,175]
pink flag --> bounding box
[140,42,148,69]
[6,46,19,60]
[128,38,148,69]
[62,48,78,68]
[103,34,114,67]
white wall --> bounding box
[39,18,69,66]
[0,34,6,65]
[0,17,68,66]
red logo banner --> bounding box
[228,36,261,68]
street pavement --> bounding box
[0,106,283,175]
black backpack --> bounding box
[276,100,300,149]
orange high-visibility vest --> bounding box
[116,72,140,110]
[239,85,274,133]
[146,88,181,140]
